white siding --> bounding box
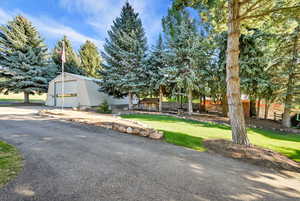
[46,73,130,107]
[54,80,79,107]
[55,81,77,95]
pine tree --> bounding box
[272,21,300,127]
[101,2,147,109]
[211,30,272,117]
[257,67,279,120]
[79,40,102,78]
[52,36,83,75]
[175,0,300,145]
[239,30,269,118]
[0,15,57,103]
[146,34,168,112]
[207,32,228,116]
[162,8,210,115]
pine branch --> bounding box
[239,5,300,21]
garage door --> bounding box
[55,80,79,107]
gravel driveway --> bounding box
[0,106,300,201]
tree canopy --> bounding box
[162,8,212,114]
[79,40,102,78]
[174,0,300,145]
[100,1,148,108]
[0,15,57,103]
[52,36,83,75]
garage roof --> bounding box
[63,73,102,83]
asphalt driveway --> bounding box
[0,106,300,201]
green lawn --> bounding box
[122,114,300,162]
[0,93,46,103]
[0,141,23,187]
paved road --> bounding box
[0,106,300,201]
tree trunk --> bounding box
[200,94,206,112]
[159,86,163,113]
[180,89,183,109]
[249,97,257,117]
[226,0,249,145]
[24,92,29,104]
[282,92,292,127]
[202,95,206,112]
[221,93,228,117]
[264,99,270,120]
[199,94,202,112]
[256,98,261,119]
[187,88,193,115]
[128,92,133,110]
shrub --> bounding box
[291,114,300,128]
[96,100,112,114]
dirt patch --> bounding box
[203,139,300,173]
[247,118,300,134]
[189,113,300,134]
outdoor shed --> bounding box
[46,73,132,108]
[138,98,159,111]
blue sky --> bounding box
[0,0,173,50]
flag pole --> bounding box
[61,62,64,111]
[61,41,65,111]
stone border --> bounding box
[38,110,163,140]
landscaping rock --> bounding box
[126,127,133,134]
[139,130,150,137]
[79,106,90,111]
[132,128,140,135]
[149,131,163,140]
[38,110,164,141]
[102,124,113,129]
[117,126,127,133]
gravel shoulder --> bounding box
[0,106,300,201]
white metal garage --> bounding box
[46,73,134,108]
[54,80,78,107]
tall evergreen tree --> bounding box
[146,34,168,112]
[210,30,271,117]
[273,20,300,127]
[79,40,102,78]
[208,32,228,116]
[52,36,83,75]
[101,2,147,109]
[175,0,300,145]
[239,30,269,117]
[162,8,210,115]
[0,15,57,103]
[257,67,279,120]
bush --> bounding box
[291,114,300,128]
[96,100,112,114]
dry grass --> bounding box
[0,93,46,103]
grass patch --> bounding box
[0,93,46,103]
[0,141,23,187]
[121,114,300,162]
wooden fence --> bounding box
[274,112,283,121]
